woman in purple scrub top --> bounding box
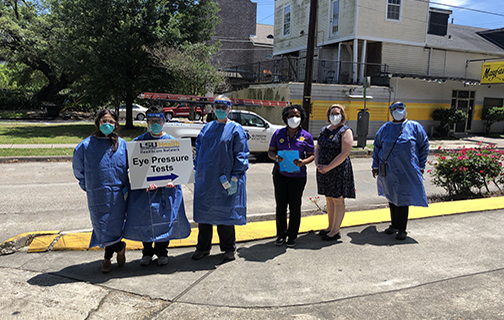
[268,105,315,248]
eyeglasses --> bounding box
[147,119,164,125]
[213,104,229,110]
[100,119,116,125]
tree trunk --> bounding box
[125,86,135,129]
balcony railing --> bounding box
[222,57,390,88]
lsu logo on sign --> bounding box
[140,140,181,150]
[140,142,158,149]
[481,61,504,84]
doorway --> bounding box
[452,90,475,133]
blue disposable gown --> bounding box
[123,132,191,242]
[72,136,129,248]
[193,121,249,225]
[372,120,429,207]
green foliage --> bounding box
[431,108,468,137]
[481,106,504,134]
[51,0,220,128]
[149,42,223,96]
[428,143,504,197]
[0,0,75,105]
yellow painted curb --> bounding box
[28,234,60,253]
[16,196,504,252]
[4,230,59,243]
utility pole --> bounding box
[302,0,318,131]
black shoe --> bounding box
[318,230,329,236]
[275,237,285,246]
[396,230,407,240]
[286,238,296,248]
[191,250,210,260]
[384,225,398,234]
[222,251,235,261]
[321,232,341,241]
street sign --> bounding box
[127,138,194,190]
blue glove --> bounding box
[227,176,238,195]
[219,174,231,191]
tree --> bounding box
[0,0,77,106]
[481,105,504,134]
[51,0,220,129]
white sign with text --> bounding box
[127,138,194,190]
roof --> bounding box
[426,24,504,55]
[250,24,274,46]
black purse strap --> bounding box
[383,121,408,164]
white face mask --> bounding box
[329,114,342,126]
[392,109,406,121]
[287,116,301,129]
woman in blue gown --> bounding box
[73,109,128,273]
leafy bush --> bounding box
[428,143,504,197]
[431,108,468,137]
[481,106,504,134]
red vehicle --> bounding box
[163,102,206,121]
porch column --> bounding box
[336,42,342,83]
[353,38,358,84]
[359,39,367,85]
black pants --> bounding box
[389,202,409,231]
[142,241,170,257]
[197,223,236,253]
[273,170,307,240]
[104,241,124,259]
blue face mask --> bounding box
[215,109,228,120]
[150,123,163,135]
[100,123,114,136]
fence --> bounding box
[223,57,390,87]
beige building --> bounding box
[264,0,504,136]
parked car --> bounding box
[118,104,148,121]
[163,102,206,121]
[163,110,283,154]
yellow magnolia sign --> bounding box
[481,61,504,84]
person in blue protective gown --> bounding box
[191,95,249,262]
[372,101,429,240]
[123,106,191,266]
[73,109,128,273]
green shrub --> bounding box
[428,143,504,196]
[431,108,468,137]
[481,106,504,134]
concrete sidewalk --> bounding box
[1,206,504,319]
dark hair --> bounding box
[147,105,165,116]
[281,104,307,125]
[93,109,120,152]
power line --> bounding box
[414,0,504,18]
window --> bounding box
[283,5,291,37]
[241,114,265,127]
[331,0,340,36]
[386,0,401,21]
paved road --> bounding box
[0,157,449,242]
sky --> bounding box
[252,0,504,29]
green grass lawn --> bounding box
[0,122,146,156]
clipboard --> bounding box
[278,150,300,173]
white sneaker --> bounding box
[157,256,169,266]
[140,255,152,266]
